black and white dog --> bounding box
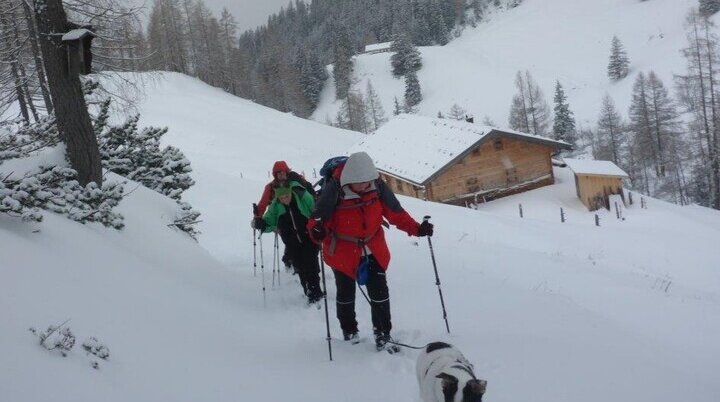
[416,342,487,402]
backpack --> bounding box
[315,156,348,189]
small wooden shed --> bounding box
[564,158,628,211]
[349,115,572,205]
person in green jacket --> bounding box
[252,181,323,304]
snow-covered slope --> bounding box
[2,73,719,402]
[313,0,698,127]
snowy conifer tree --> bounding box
[393,97,402,116]
[365,81,388,131]
[596,94,626,167]
[700,0,720,16]
[552,81,577,146]
[404,69,423,108]
[608,36,630,81]
[332,25,354,100]
[508,71,551,136]
[448,104,467,120]
[391,34,422,78]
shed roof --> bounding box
[364,42,392,52]
[348,114,572,186]
[62,28,95,41]
[564,158,628,178]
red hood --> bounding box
[272,161,290,176]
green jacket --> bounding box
[261,180,315,233]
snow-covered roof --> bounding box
[364,42,392,53]
[62,28,95,41]
[349,114,571,185]
[564,158,628,178]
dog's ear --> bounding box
[436,373,459,400]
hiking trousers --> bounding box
[332,255,392,336]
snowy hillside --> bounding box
[312,0,697,127]
[2,73,719,402]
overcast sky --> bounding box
[133,0,292,33]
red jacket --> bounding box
[308,178,419,278]
[256,161,314,216]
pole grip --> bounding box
[253,203,259,217]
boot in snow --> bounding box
[375,332,400,354]
[343,331,360,344]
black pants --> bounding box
[333,255,392,336]
[286,241,321,299]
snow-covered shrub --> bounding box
[1,166,125,229]
[82,337,110,360]
[172,201,201,240]
[93,97,200,238]
[30,323,76,357]
[0,116,59,164]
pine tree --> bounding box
[33,0,103,185]
[508,71,551,136]
[608,35,630,81]
[393,96,402,116]
[448,104,466,120]
[677,9,720,208]
[700,0,720,16]
[404,69,422,108]
[390,33,422,78]
[596,94,626,167]
[552,80,577,146]
[365,81,388,131]
[332,24,354,100]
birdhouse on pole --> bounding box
[61,23,95,75]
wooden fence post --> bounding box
[595,214,600,227]
[560,207,565,223]
[519,203,523,218]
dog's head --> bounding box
[436,373,487,402]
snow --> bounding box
[61,29,95,42]
[349,114,569,185]
[564,158,628,177]
[312,0,700,129]
[2,72,720,402]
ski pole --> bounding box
[259,228,267,308]
[274,233,281,287]
[423,216,450,334]
[272,233,278,288]
[319,243,333,361]
[252,204,258,277]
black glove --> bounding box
[311,222,326,242]
[252,217,267,231]
[417,221,434,237]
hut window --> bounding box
[395,178,404,191]
[494,139,503,151]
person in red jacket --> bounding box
[256,161,315,217]
[308,152,433,352]
[256,161,315,269]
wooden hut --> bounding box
[349,115,572,205]
[363,42,393,55]
[564,158,628,211]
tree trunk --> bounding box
[21,0,53,114]
[34,0,102,186]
